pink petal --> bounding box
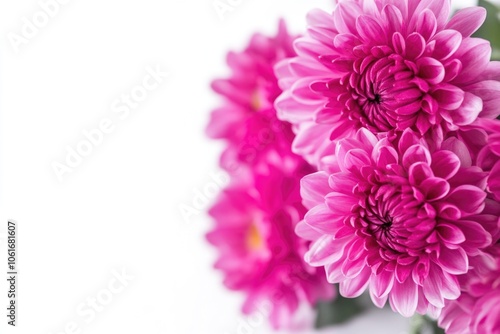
[417,57,445,84]
[453,39,492,84]
[419,177,450,201]
[371,269,395,298]
[432,30,462,60]
[403,144,432,170]
[325,192,358,213]
[431,84,465,110]
[431,150,460,180]
[446,185,486,215]
[415,9,437,41]
[339,266,371,298]
[423,265,445,308]
[446,7,487,37]
[409,162,434,185]
[356,15,386,44]
[450,92,482,126]
[306,236,348,266]
[305,204,346,235]
[390,278,418,317]
[435,246,468,275]
[301,172,331,207]
[441,137,472,167]
[436,223,466,244]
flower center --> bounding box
[251,90,262,111]
[369,94,382,105]
[340,54,422,132]
[246,222,264,251]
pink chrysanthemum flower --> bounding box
[439,245,500,334]
[275,0,500,168]
[297,128,495,317]
[207,20,298,171]
[206,20,334,328]
[207,165,334,328]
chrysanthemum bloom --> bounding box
[207,20,298,173]
[297,128,495,317]
[274,0,500,168]
[439,245,500,334]
[207,165,334,328]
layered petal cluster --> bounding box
[439,246,500,334]
[207,165,334,328]
[206,21,334,329]
[274,0,500,168]
[207,20,299,172]
[297,128,495,317]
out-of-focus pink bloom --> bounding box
[275,0,500,169]
[206,20,299,173]
[206,20,334,329]
[439,245,500,334]
[297,128,496,317]
[207,165,334,329]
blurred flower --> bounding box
[274,0,500,169]
[206,20,334,329]
[439,245,500,334]
[206,20,298,173]
[207,164,334,329]
[297,128,496,317]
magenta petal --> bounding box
[441,137,472,167]
[341,255,366,278]
[325,192,358,213]
[356,15,386,44]
[409,162,434,185]
[403,144,432,170]
[371,269,395,298]
[301,172,331,207]
[451,92,483,126]
[423,265,445,308]
[436,223,466,245]
[415,9,437,41]
[417,57,445,84]
[431,84,465,110]
[432,30,462,60]
[406,33,426,60]
[295,220,322,241]
[446,7,487,38]
[306,236,347,266]
[390,278,418,317]
[305,204,346,235]
[395,263,412,283]
[420,177,450,201]
[435,246,468,275]
[431,150,460,180]
[339,266,371,298]
[446,185,486,215]
[370,288,389,308]
[453,39,492,84]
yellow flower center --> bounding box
[246,222,264,251]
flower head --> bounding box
[207,165,334,328]
[207,20,298,172]
[275,0,500,168]
[297,128,495,317]
[206,20,333,328]
[439,245,500,334]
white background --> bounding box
[0,0,488,333]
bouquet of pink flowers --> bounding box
[206,1,500,333]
